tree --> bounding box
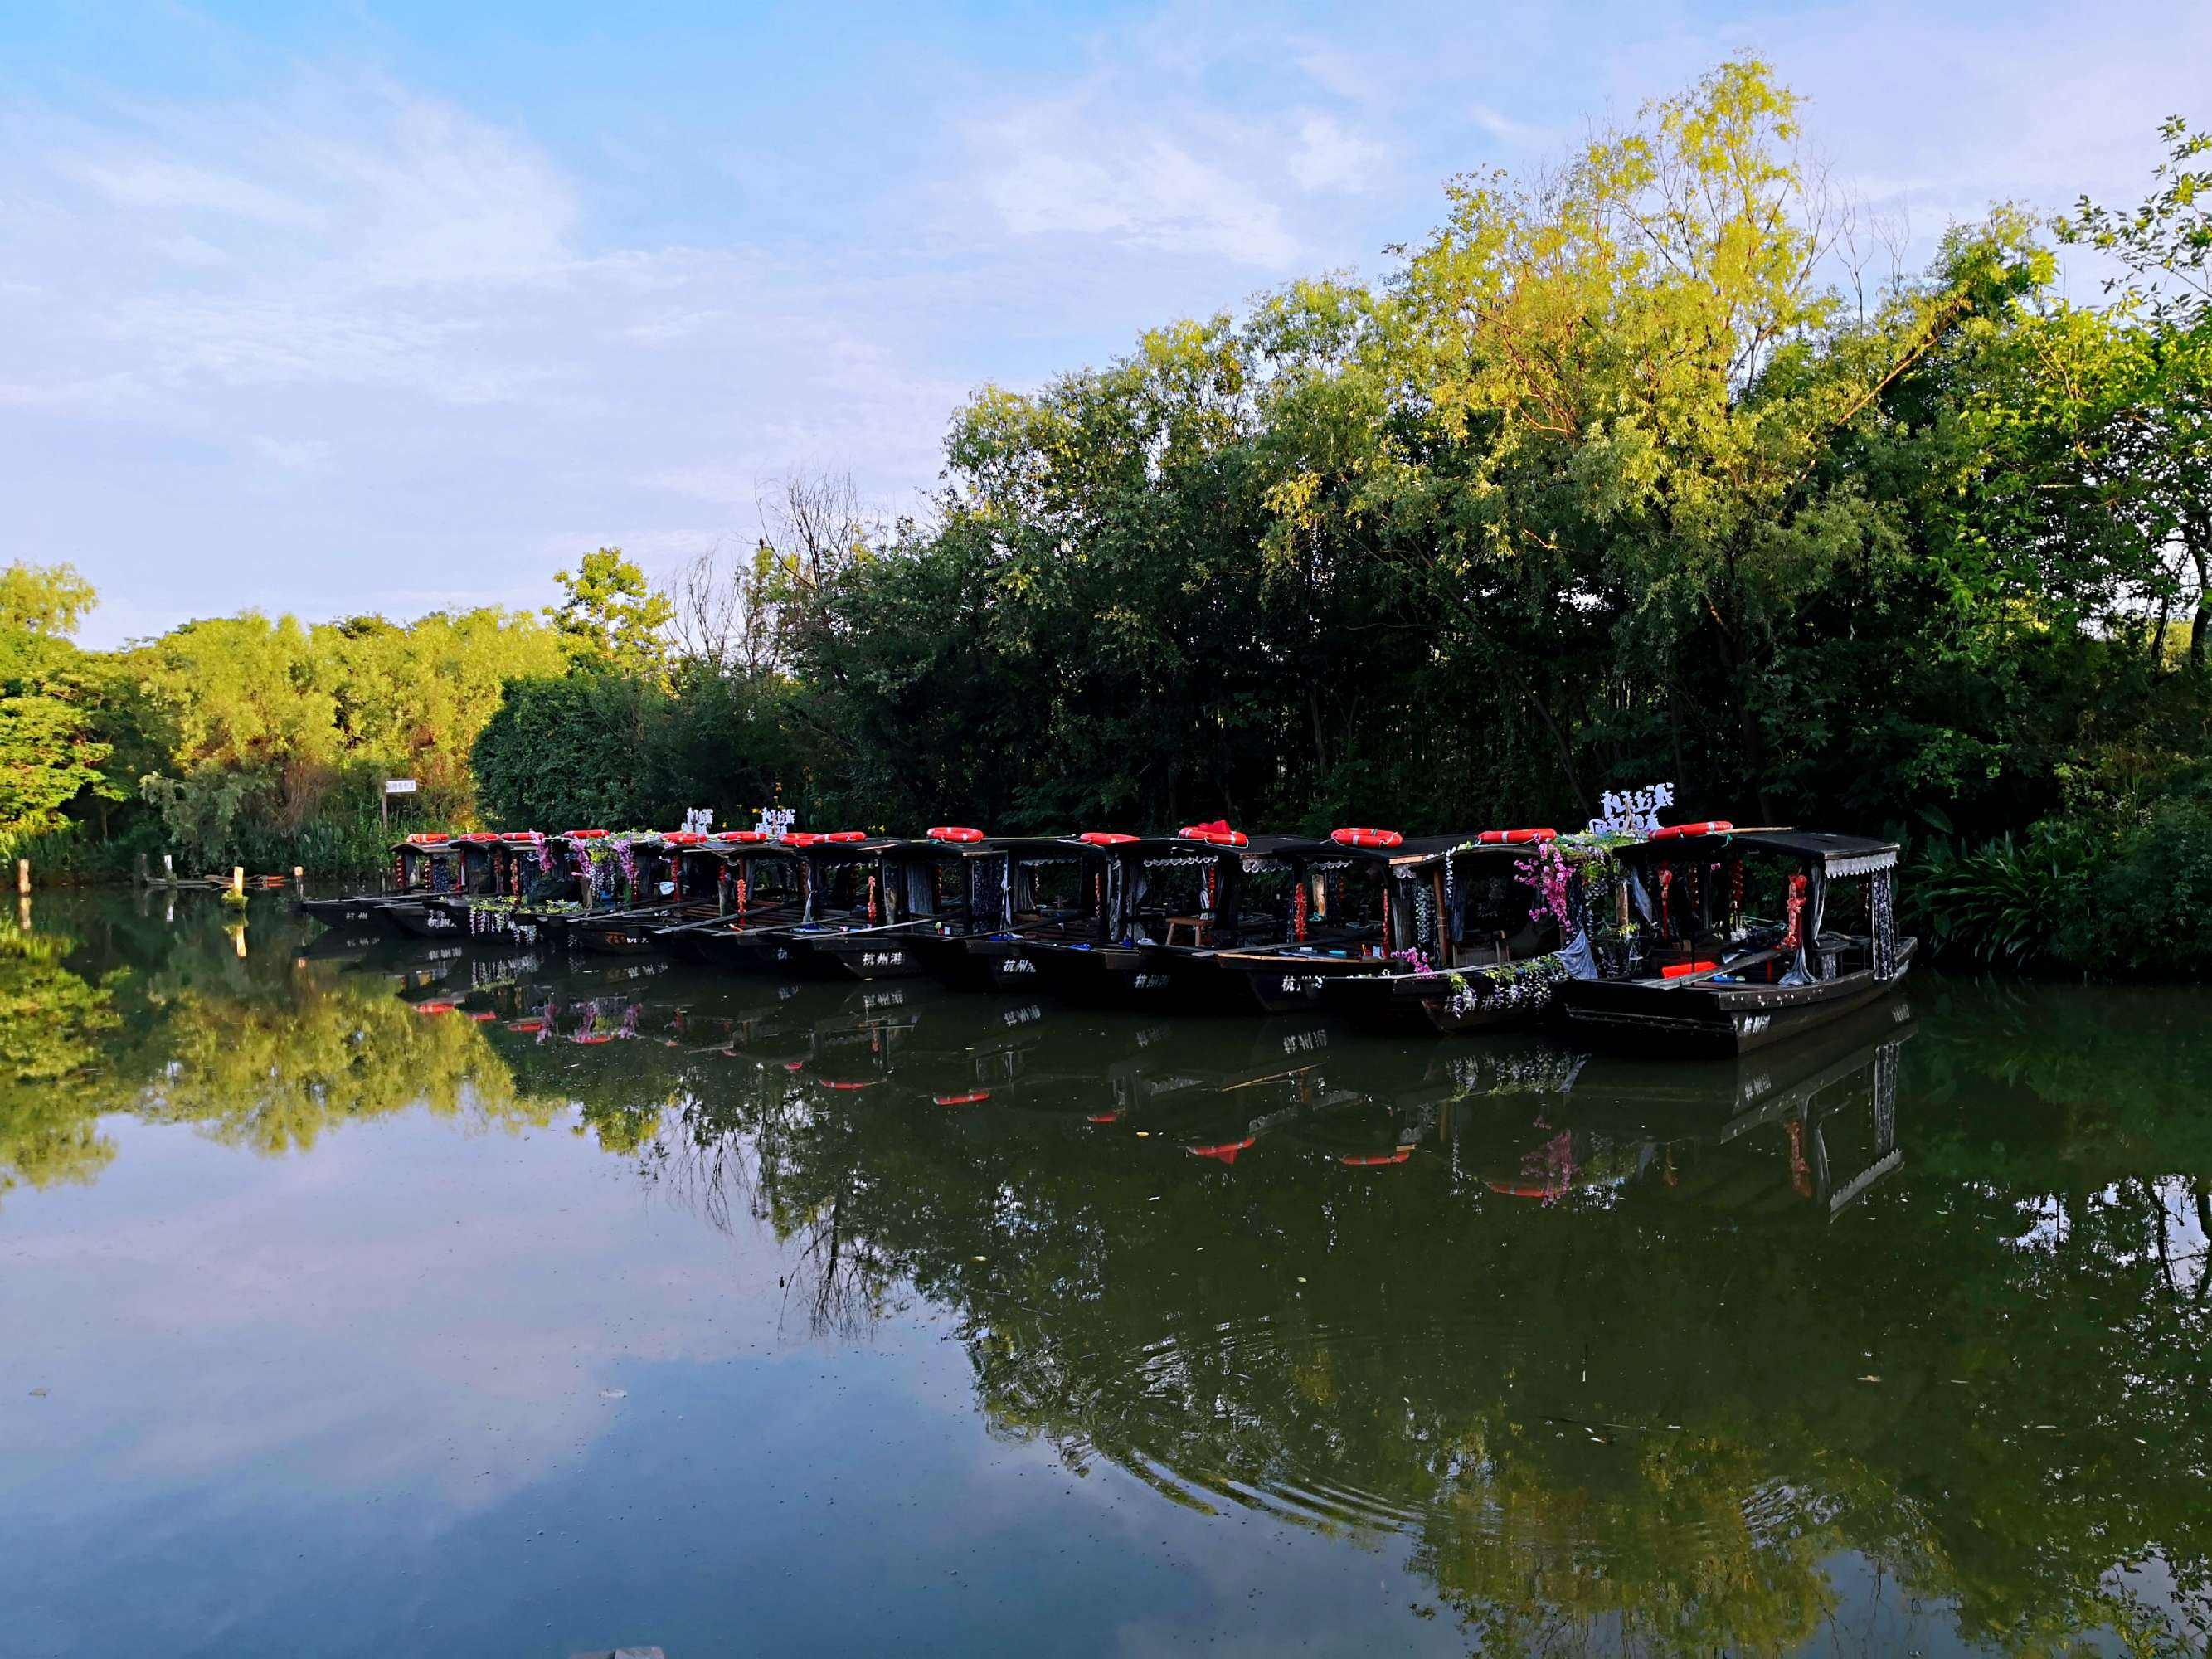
[0,562,119,844]
[547,547,674,674]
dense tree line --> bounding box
[5,61,2207,969]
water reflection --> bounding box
[4,895,2210,1653]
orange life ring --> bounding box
[927,826,986,844]
[661,831,706,846]
[1330,827,1403,849]
[505,830,544,843]
[563,829,607,839]
[405,833,449,844]
[1649,820,1733,840]
[1477,827,1557,844]
[459,831,500,843]
[1178,825,1248,848]
[717,830,768,843]
[784,832,822,847]
[822,830,868,844]
[1077,831,1138,845]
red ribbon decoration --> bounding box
[1293,882,1309,942]
[1782,873,1809,950]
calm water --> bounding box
[2,893,2208,1657]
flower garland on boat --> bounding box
[1442,953,1573,1019]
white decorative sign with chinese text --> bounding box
[1587,781,1674,838]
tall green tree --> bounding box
[548,547,673,674]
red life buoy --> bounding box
[1660,960,1719,979]
[1178,825,1248,848]
[716,830,768,843]
[406,833,449,844]
[1649,820,1733,840]
[822,830,868,844]
[1330,827,1403,849]
[563,829,607,839]
[505,830,544,843]
[927,826,985,844]
[661,831,706,846]
[458,831,500,843]
[784,832,822,848]
[1077,831,1138,845]
[1477,827,1557,844]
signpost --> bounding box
[382,778,417,832]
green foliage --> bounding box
[471,664,802,832]
[548,547,673,673]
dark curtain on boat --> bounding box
[1870,867,1898,979]
[904,859,937,919]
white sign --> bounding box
[755,806,797,842]
[1587,781,1673,839]
[384,778,418,795]
[682,807,715,834]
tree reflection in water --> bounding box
[4,893,2208,1652]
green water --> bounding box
[2,892,2208,1657]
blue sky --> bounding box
[3,1,2202,648]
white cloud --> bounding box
[1289,113,1389,192]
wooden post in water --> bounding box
[292,865,304,895]
[16,859,27,895]
[136,852,149,888]
[163,854,174,884]
[231,866,244,898]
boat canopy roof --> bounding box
[1631,827,1899,876]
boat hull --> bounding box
[907,932,1046,991]
[1320,971,1550,1035]
[1554,940,1917,1058]
[1026,943,1179,1009]
[787,930,928,981]
[1169,949,1383,1015]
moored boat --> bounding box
[1316,828,1604,1034]
[1553,827,1914,1057]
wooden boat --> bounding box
[647,832,819,970]
[766,834,929,980]
[565,832,748,955]
[1315,829,1591,1034]
[297,833,463,933]
[900,833,1105,990]
[1553,827,1914,1057]
[424,830,595,949]
[1022,826,1303,1009]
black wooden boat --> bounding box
[1315,828,1593,1034]
[766,834,929,980]
[1553,827,1913,1057]
[1022,827,1301,1009]
[901,834,1104,990]
[297,834,464,935]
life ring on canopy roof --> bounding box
[927,826,985,844]
[563,829,608,839]
[1650,820,1733,840]
[716,830,768,843]
[784,832,823,848]
[661,832,706,847]
[405,833,448,844]
[458,831,500,843]
[1178,823,1248,847]
[1077,831,1138,845]
[822,830,868,844]
[1330,827,1403,849]
[504,830,544,843]
[1477,827,1557,844]
[1343,1150,1412,1167]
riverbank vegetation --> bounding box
[4,60,2206,975]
